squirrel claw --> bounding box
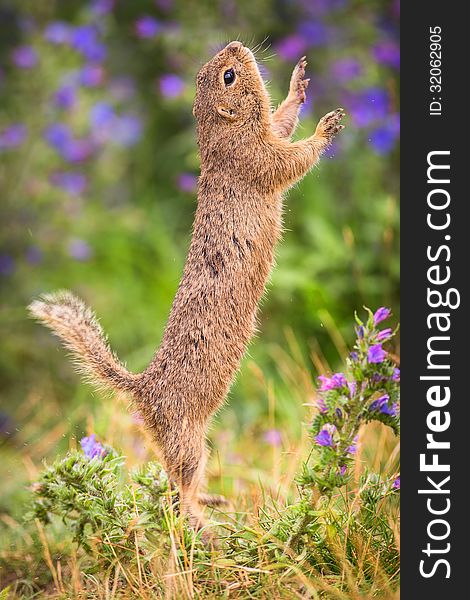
[290,57,309,104]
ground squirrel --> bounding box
[29,41,345,535]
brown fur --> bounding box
[29,41,344,536]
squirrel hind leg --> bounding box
[165,437,218,544]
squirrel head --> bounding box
[193,41,271,145]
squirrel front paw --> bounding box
[315,108,346,143]
[289,56,310,105]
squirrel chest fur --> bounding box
[30,41,344,536]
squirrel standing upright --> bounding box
[30,41,345,534]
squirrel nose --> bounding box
[225,41,243,52]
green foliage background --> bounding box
[0,0,399,518]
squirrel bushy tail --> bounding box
[28,291,138,394]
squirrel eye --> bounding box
[223,68,235,86]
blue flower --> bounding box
[332,58,362,83]
[0,124,27,150]
[275,34,308,61]
[80,434,106,459]
[90,0,115,16]
[135,16,161,39]
[318,372,347,391]
[50,171,87,196]
[368,344,386,364]
[177,173,198,193]
[159,74,185,98]
[90,102,115,128]
[296,21,330,47]
[347,88,389,127]
[44,123,72,151]
[376,328,392,342]
[53,85,76,110]
[109,115,142,147]
[373,40,400,69]
[315,424,336,447]
[347,435,358,455]
[392,476,400,490]
[0,255,15,277]
[373,307,391,325]
[44,22,72,44]
[369,394,397,416]
[72,26,106,62]
[369,124,398,155]
[391,367,400,381]
[80,65,104,87]
[12,46,38,69]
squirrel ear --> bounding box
[217,105,237,120]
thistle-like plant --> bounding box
[289,307,400,548]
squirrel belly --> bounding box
[139,184,283,419]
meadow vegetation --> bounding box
[1,1,399,597]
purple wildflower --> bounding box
[0,124,27,150]
[315,424,336,447]
[61,138,95,163]
[53,85,76,110]
[348,381,357,396]
[350,351,358,361]
[347,88,389,127]
[135,16,161,38]
[44,123,72,151]
[276,35,308,61]
[50,171,87,196]
[159,74,185,98]
[369,125,398,155]
[44,22,71,44]
[339,465,347,476]
[109,114,142,147]
[80,434,107,459]
[68,238,93,261]
[392,476,400,490]
[368,344,386,364]
[263,429,282,447]
[376,328,393,342]
[90,0,115,16]
[72,26,106,62]
[90,102,115,128]
[0,255,14,277]
[347,435,358,455]
[383,403,398,417]
[80,64,104,87]
[356,325,364,339]
[318,372,347,391]
[369,394,397,416]
[296,21,330,47]
[373,307,391,325]
[373,40,400,69]
[317,395,328,414]
[332,58,362,83]
[177,173,198,193]
[392,367,400,381]
[12,46,38,69]
[335,407,343,419]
